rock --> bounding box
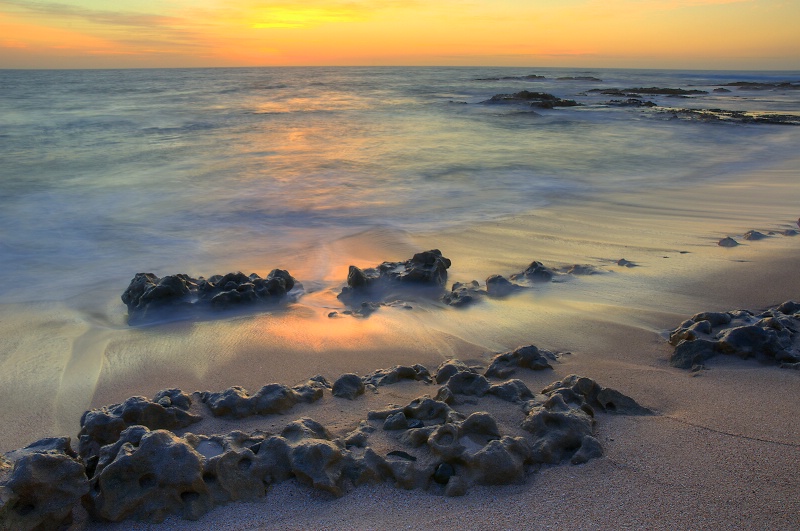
[511,261,554,282]
[485,275,519,297]
[488,379,535,403]
[292,376,330,403]
[281,418,333,442]
[383,413,410,431]
[668,302,800,369]
[363,365,431,387]
[482,90,581,108]
[542,375,652,415]
[570,435,604,464]
[338,250,451,303]
[86,428,211,522]
[201,384,298,419]
[332,374,365,400]
[522,394,598,464]
[289,440,347,496]
[564,264,598,275]
[485,345,553,379]
[716,326,786,359]
[435,359,473,384]
[618,87,708,96]
[0,437,88,531]
[466,437,530,485]
[713,87,732,93]
[691,312,732,327]
[616,258,637,268]
[444,475,469,496]
[78,390,201,467]
[122,269,299,323]
[442,281,485,307]
[403,397,452,422]
[433,463,455,484]
[783,229,798,236]
[777,301,800,315]
[718,237,739,247]
[443,371,491,397]
[606,98,657,107]
[743,230,767,241]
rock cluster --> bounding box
[668,301,800,369]
[483,90,580,108]
[122,269,299,324]
[338,250,451,303]
[1,347,652,527]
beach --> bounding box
[1,67,799,529]
[1,155,798,529]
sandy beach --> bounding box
[1,152,798,529]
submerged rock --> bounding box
[718,237,739,247]
[121,269,300,324]
[743,230,767,241]
[510,261,554,282]
[442,280,486,307]
[338,250,452,305]
[482,90,581,108]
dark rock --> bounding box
[542,375,652,415]
[435,359,473,384]
[363,365,431,387]
[0,437,88,530]
[618,87,708,96]
[670,339,719,369]
[442,281,486,307]
[201,384,298,419]
[777,301,800,315]
[691,311,732,327]
[522,393,598,464]
[403,397,452,422]
[466,437,530,485]
[564,264,598,275]
[723,81,800,90]
[292,376,330,403]
[743,230,767,241]
[716,325,785,359]
[718,237,739,247]
[488,379,535,403]
[122,269,299,324]
[557,76,602,82]
[78,391,201,466]
[485,345,553,379]
[289,440,346,496]
[482,90,581,108]
[338,250,451,302]
[616,258,637,267]
[444,371,491,396]
[511,261,554,282]
[433,463,455,484]
[383,412,410,431]
[444,475,469,496]
[86,428,211,522]
[485,275,520,297]
[343,422,375,448]
[332,374,366,400]
[783,229,798,236]
[281,418,333,442]
[606,98,657,107]
[713,87,732,93]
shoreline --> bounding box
[1,158,799,529]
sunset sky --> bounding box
[1,0,798,70]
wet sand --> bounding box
[1,158,799,529]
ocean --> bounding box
[1,66,798,308]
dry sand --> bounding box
[2,158,799,529]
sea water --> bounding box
[1,66,798,307]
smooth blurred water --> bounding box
[1,66,798,303]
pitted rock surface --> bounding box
[668,301,800,369]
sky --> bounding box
[1,0,798,70]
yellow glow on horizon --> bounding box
[0,0,798,69]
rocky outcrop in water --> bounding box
[122,269,300,324]
[668,301,800,369]
[483,91,581,108]
[659,108,800,125]
[338,250,451,304]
